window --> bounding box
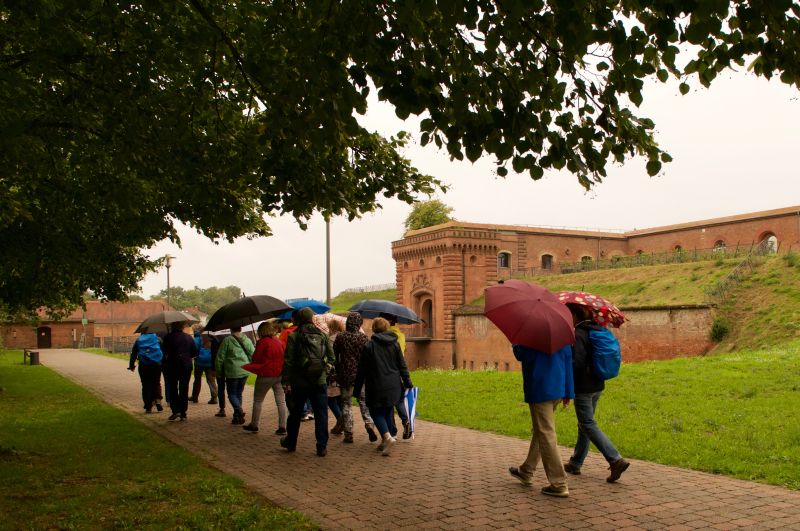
[674,245,683,252]
[580,255,593,263]
[421,298,433,337]
[541,254,553,270]
[760,233,778,253]
[497,252,511,268]
[713,240,726,252]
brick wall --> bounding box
[1,322,95,349]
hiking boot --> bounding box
[402,421,413,440]
[243,424,259,433]
[215,409,226,418]
[607,458,630,483]
[168,413,181,421]
[381,437,396,456]
[208,397,218,405]
[508,467,532,486]
[316,446,327,457]
[343,433,354,444]
[564,462,581,475]
[274,427,287,436]
[366,426,378,442]
[331,418,344,435]
[541,485,569,498]
[279,437,296,452]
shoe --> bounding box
[180,414,187,421]
[215,409,226,418]
[366,426,378,442]
[316,447,327,457]
[564,462,581,475]
[155,403,164,412]
[607,458,630,483]
[343,433,354,444]
[381,437,396,456]
[331,418,344,435]
[279,437,296,452]
[376,440,386,452]
[168,413,181,421]
[541,485,569,498]
[144,409,152,414]
[274,427,287,435]
[208,398,218,405]
[190,397,198,403]
[508,467,532,486]
[243,424,259,433]
[402,421,412,440]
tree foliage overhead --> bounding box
[404,200,455,232]
[2,1,798,315]
[150,285,242,316]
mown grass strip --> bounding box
[0,350,316,530]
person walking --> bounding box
[508,342,574,497]
[280,307,334,457]
[327,319,344,435]
[128,332,164,414]
[564,304,630,483]
[242,321,288,435]
[333,312,379,444]
[215,326,255,425]
[161,323,199,421]
[353,317,413,457]
[380,312,412,440]
[191,332,218,405]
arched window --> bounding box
[760,233,778,253]
[713,240,726,252]
[674,245,683,252]
[541,254,553,270]
[420,298,433,337]
[580,255,593,263]
[497,251,511,268]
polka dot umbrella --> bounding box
[556,291,627,328]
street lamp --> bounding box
[165,254,174,308]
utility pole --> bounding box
[325,219,331,305]
[165,254,173,309]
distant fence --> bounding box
[340,283,396,294]
[94,335,136,354]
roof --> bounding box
[63,300,172,324]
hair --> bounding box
[378,312,398,325]
[258,321,279,337]
[567,303,590,322]
[230,325,242,333]
[328,319,344,335]
[372,317,390,334]
[170,322,184,332]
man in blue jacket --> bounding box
[508,343,574,497]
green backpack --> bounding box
[297,329,326,379]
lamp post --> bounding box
[165,254,173,308]
[325,219,331,305]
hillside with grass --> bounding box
[328,288,396,313]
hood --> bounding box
[345,312,363,332]
[295,307,315,324]
[371,331,398,345]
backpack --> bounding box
[136,333,163,364]
[297,328,327,380]
[195,347,212,368]
[587,327,622,380]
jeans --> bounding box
[569,391,622,468]
[167,364,192,415]
[216,374,227,409]
[191,366,217,401]
[369,406,397,438]
[250,376,287,429]
[285,384,329,451]
[328,396,342,420]
[226,376,248,416]
[138,363,162,410]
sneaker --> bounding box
[190,397,199,403]
[279,437,296,452]
[381,437,396,456]
[508,467,532,486]
[402,421,412,440]
[343,433,354,444]
[168,413,181,421]
[366,426,378,442]
[274,427,287,435]
[541,485,569,498]
[607,458,630,483]
[564,462,581,475]
[208,398,218,405]
[215,409,226,418]
[376,440,387,452]
[331,418,344,435]
[316,447,327,457]
[155,403,164,412]
[243,424,259,433]
[180,414,187,421]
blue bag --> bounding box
[588,328,621,380]
[136,333,163,365]
[195,347,212,368]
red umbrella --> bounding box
[557,291,627,328]
[484,280,575,353]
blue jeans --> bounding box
[225,376,248,415]
[328,396,342,419]
[569,391,622,468]
[369,406,397,438]
[285,384,329,451]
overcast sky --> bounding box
[137,72,800,302]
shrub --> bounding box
[710,317,730,342]
[783,251,799,268]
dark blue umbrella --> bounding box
[348,299,422,324]
[275,298,331,321]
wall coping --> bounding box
[452,303,715,317]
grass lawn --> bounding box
[0,349,315,530]
[328,288,396,314]
[411,340,800,490]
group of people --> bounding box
[508,303,630,498]
[128,308,414,457]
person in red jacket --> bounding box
[242,321,288,434]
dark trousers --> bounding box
[216,374,227,409]
[138,363,162,410]
[285,384,329,451]
[328,396,342,420]
[167,364,192,415]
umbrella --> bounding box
[483,280,575,353]
[312,312,347,335]
[275,298,331,321]
[348,299,422,324]
[205,295,292,332]
[557,290,627,328]
[404,387,419,436]
[134,311,199,334]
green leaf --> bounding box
[646,160,662,176]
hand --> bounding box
[283,384,292,395]
[561,398,571,408]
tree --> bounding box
[150,285,242,315]
[404,200,455,232]
[2,1,799,315]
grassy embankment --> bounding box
[0,349,315,530]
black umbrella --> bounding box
[348,299,422,324]
[205,295,292,332]
[135,311,199,334]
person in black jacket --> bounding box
[161,322,198,421]
[353,317,413,457]
[564,304,630,483]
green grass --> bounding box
[328,288,396,314]
[411,340,800,490]
[0,349,316,530]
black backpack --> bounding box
[297,328,326,379]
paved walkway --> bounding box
[40,349,800,530]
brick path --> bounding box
[41,349,800,530]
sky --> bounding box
[137,72,800,302]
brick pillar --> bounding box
[441,254,463,340]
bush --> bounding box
[783,251,799,268]
[710,317,730,342]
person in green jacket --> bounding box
[215,326,254,425]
